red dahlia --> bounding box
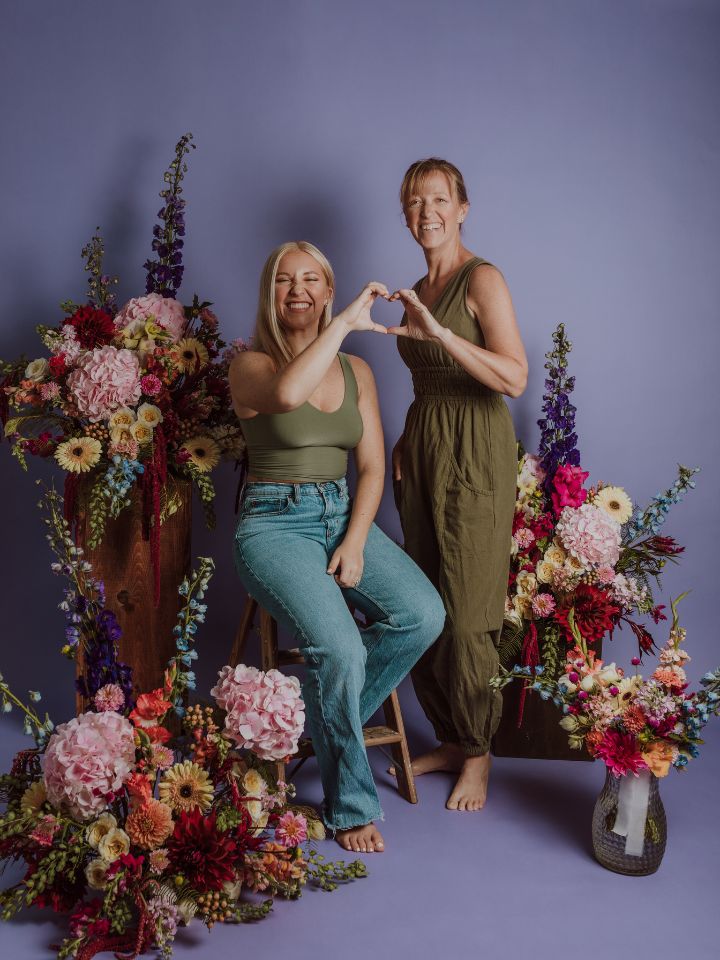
[65,305,116,349]
[167,808,237,891]
[554,583,621,645]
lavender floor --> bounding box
[1,684,718,960]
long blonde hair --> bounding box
[253,241,335,369]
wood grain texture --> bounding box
[74,481,192,712]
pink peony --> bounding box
[115,294,187,342]
[211,664,305,761]
[556,502,621,569]
[551,464,589,515]
[66,345,141,421]
[43,711,136,820]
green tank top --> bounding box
[239,352,364,482]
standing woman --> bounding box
[229,241,445,852]
[388,159,527,811]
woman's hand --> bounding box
[387,288,445,342]
[336,282,390,334]
[327,537,365,589]
[391,433,405,481]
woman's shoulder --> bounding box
[466,258,508,302]
[341,352,375,395]
[229,349,275,375]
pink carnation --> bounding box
[140,374,163,396]
[43,711,136,820]
[94,684,126,712]
[556,503,621,569]
[211,664,305,761]
[274,811,307,848]
[66,345,141,421]
[551,464,589,515]
[531,593,556,617]
[115,294,187,342]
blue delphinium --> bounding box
[623,465,700,543]
[165,557,214,715]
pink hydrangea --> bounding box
[43,711,137,820]
[211,664,305,761]
[551,464,589,515]
[93,684,126,712]
[114,294,187,342]
[556,502,621,569]
[66,346,141,422]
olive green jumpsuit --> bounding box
[396,257,517,755]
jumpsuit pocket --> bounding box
[445,403,495,496]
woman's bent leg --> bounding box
[234,530,383,831]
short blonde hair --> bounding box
[253,241,335,369]
[400,158,469,211]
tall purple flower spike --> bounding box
[537,322,580,497]
[144,133,195,299]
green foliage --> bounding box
[87,475,110,548]
[186,465,216,528]
[540,624,563,681]
[305,848,368,892]
[498,620,524,669]
[229,899,273,923]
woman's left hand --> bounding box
[387,288,445,342]
[327,538,365,589]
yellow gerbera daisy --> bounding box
[20,781,47,818]
[171,338,209,374]
[181,436,221,473]
[593,486,633,524]
[55,436,102,473]
[159,760,214,813]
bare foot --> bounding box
[446,753,491,811]
[388,742,465,778]
[336,823,385,853]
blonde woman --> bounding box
[229,241,445,853]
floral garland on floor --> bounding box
[0,487,365,959]
[492,595,720,775]
[500,323,699,723]
[0,134,248,603]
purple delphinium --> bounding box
[75,608,133,709]
[144,133,195,299]
[537,322,580,497]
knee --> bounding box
[416,591,446,648]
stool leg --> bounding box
[383,690,417,804]
[229,595,258,668]
[258,609,285,783]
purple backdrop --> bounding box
[1,2,718,958]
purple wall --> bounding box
[1,0,719,721]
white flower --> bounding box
[25,358,49,381]
[242,769,267,797]
[558,675,578,694]
[86,812,118,850]
[85,858,110,890]
[580,675,596,692]
[536,560,555,584]
[560,715,580,732]
[597,664,621,686]
[137,403,163,428]
[98,826,131,862]
[515,571,538,597]
[130,421,154,444]
[108,407,136,429]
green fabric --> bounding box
[396,257,517,754]
[240,352,363,482]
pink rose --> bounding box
[66,346,141,421]
[551,464,589,516]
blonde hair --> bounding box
[400,158,469,211]
[253,241,335,369]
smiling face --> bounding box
[403,170,469,251]
[274,249,333,334]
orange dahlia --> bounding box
[126,799,174,850]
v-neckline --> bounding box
[303,354,347,415]
[416,256,479,314]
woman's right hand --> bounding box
[391,433,405,481]
[336,282,390,334]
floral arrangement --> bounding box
[0,134,247,601]
[500,323,699,720]
[0,489,364,960]
[492,596,720,777]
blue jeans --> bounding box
[233,478,445,831]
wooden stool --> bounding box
[229,595,417,804]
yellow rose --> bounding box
[536,560,555,584]
[137,403,163,428]
[98,827,131,862]
[130,421,154,444]
[515,571,538,597]
[108,407,136,429]
[544,543,567,566]
[246,799,269,830]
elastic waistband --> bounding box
[411,366,495,400]
[244,477,348,501]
